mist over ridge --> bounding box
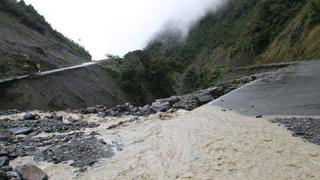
[24,0,227,59]
[146,0,227,49]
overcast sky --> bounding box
[24,0,223,60]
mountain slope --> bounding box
[0,64,128,111]
[0,0,91,78]
[259,0,320,63]
[104,0,320,105]
[0,0,130,111]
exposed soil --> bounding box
[0,9,131,112]
[0,9,89,78]
[0,64,128,111]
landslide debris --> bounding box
[270,117,320,145]
[0,112,116,178]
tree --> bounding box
[307,0,320,25]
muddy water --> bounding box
[9,107,320,179]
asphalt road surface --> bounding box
[0,60,105,84]
[211,60,320,116]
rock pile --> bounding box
[1,140,49,180]
[0,112,116,177]
[0,113,99,138]
[36,135,115,168]
[270,117,320,145]
[80,103,153,117]
[79,75,257,117]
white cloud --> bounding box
[24,0,223,59]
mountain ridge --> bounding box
[103,0,320,105]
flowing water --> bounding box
[9,106,320,179]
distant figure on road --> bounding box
[36,63,41,74]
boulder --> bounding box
[109,110,117,117]
[0,130,12,142]
[0,157,9,166]
[67,114,81,122]
[8,171,21,180]
[52,115,63,121]
[0,150,8,157]
[97,112,106,118]
[165,96,180,105]
[23,112,39,120]
[195,92,214,105]
[124,103,132,111]
[128,116,139,122]
[152,101,170,112]
[139,105,153,116]
[206,86,224,98]
[15,164,48,180]
[9,127,33,135]
[116,104,129,112]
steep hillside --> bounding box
[259,0,320,63]
[104,0,320,104]
[0,0,91,78]
[0,0,130,111]
[0,64,128,111]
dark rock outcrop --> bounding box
[9,127,33,135]
[152,101,170,112]
[15,164,48,180]
[0,157,9,167]
[23,112,39,120]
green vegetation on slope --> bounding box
[104,51,176,104]
[105,0,320,105]
[259,0,320,63]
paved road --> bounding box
[0,60,105,84]
[211,60,320,116]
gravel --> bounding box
[270,117,320,145]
